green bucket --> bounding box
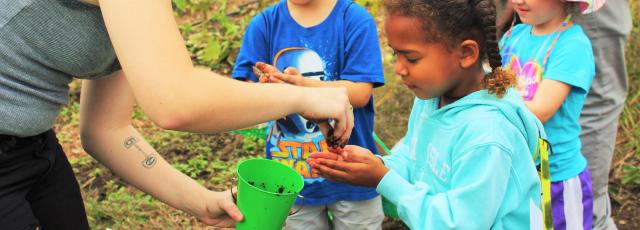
[382,197,400,219]
[372,132,400,219]
[236,159,304,230]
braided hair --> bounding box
[384,0,515,97]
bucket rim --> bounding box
[236,158,304,196]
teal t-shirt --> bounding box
[500,24,595,181]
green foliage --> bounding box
[172,0,188,11]
[58,101,80,125]
[172,0,258,72]
[622,165,640,185]
[616,9,640,187]
[85,187,154,228]
[356,0,382,15]
[131,106,149,121]
[173,154,212,177]
[242,135,266,153]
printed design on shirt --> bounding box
[426,143,450,184]
[298,38,339,80]
[501,45,544,101]
[267,47,330,180]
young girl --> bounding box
[501,0,599,229]
[309,0,545,229]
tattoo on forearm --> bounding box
[124,136,157,169]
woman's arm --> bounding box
[99,0,353,144]
[259,64,374,108]
[295,80,373,108]
[79,71,241,227]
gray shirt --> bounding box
[0,0,120,137]
[575,0,632,38]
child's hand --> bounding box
[272,67,305,86]
[254,62,285,84]
[308,145,388,187]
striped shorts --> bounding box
[551,168,594,230]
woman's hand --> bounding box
[196,190,243,227]
[253,62,353,146]
[308,145,388,187]
[298,88,354,147]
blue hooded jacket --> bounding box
[378,89,544,229]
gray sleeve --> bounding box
[576,0,632,38]
[0,0,122,136]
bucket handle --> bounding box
[289,195,304,216]
[230,178,305,216]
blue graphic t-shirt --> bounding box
[500,24,595,182]
[232,0,384,205]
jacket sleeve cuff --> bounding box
[376,169,414,205]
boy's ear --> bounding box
[458,40,480,69]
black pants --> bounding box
[0,130,89,230]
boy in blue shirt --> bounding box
[232,0,385,229]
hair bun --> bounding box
[483,67,516,98]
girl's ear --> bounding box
[458,39,481,69]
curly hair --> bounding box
[384,0,515,98]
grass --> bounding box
[607,3,640,229]
[49,0,639,229]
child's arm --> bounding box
[525,37,596,123]
[378,145,512,229]
[310,144,512,229]
[524,79,571,122]
[382,137,413,180]
[382,98,425,178]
